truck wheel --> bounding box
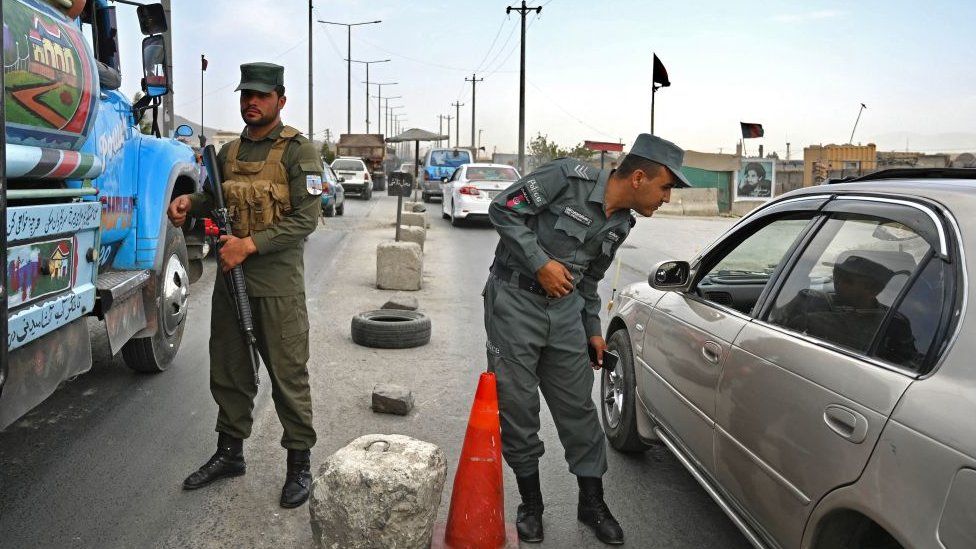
[323,204,335,217]
[122,222,189,373]
[601,329,651,452]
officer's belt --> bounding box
[490,261,551,297]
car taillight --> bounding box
[365,172,371,181]
[459,185,480,196]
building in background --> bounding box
[803,144,877,186]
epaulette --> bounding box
[559,159,596,181]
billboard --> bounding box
[736,158,775,201]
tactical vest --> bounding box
[221,126,301,238]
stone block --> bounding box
[377,241,422,291]
[400,211,429,229]
[381,295,419,311]
[371,383,415,415]
[310,434,447,549]
[403,201,426,213]
[399,225,426,250]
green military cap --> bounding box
[628,133,691,188]
[235,62,284,93]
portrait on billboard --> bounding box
[736,158,775,200]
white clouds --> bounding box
[772,10,844,23]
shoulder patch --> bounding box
[560,160,595,181]
[524,178,546,207]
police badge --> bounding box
[306,174,324,196]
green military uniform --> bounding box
[188,115,322,450]
[484,158,635,478]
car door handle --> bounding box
[701,341,722,364]
[823,405,869,443]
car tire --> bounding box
[450,200,461,227]
[336,202,344,216]
[323,204,335,217]
[351,310,431,349]
[601,329,651,452]
[422,192,430,203]
[362,186,372,200]
[122,222,189,373]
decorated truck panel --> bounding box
[1,0,201,429]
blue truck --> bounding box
[0,0,203,429]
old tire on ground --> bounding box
[351,310,431,349]
[122,221,189,373]
[601,329,650,452]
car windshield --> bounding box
[428,150,471,168]
[332,160,365,171]
[465,166,519,181]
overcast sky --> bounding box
[114,0,976,157]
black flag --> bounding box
[740,122,764,139]
[652,54,670,87]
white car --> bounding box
[331,157,373,200]
[440,163,521,226]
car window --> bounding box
[874,257,945,372]
[450,168,462,182]
[429,150,472,167]
[465,166,519,181]
[696,215,813,313]
[766,214,932,355]
[332,159,365,171]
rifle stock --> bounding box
[201,145,261,386]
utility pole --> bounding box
[444,115,454,147]
[388,103,404,136]
[465,73,483,148]
[308,0,312,141]
[438,115,446,146]
[161,0,174,136]
[451,101,464,149]
[319,19,382,134]
[507,0,541,174]
[347,60,389,132]
[368,83,397,135]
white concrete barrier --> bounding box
[399,225,426,251]
[400,211,429,229]
[377,241,423,291]
[657,188,720,216]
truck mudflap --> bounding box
[0,317,92,430]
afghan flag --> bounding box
[740,122,764,139]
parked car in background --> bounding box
[602,170,976,549]
[440,163,520,226]
[421,148,473,202]
[320,165,345,217]
[331,157,373,200]
[337,134,386,191]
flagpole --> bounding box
[199,54,206,148]
[650,84,657,135]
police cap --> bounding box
[235,62,284,93]
[628,133,691,188]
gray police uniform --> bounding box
[484,158,635,478]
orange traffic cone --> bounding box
[438,372,515,548]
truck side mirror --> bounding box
[175,124,194,137]
[141,34,169,97]
[136,3,168,35]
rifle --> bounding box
[201,145,261,387]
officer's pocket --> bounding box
[270,180,292,219]
[281,298,310,339]
[549,213,588,256]
[249,180,277,231]
[223,180,252,238]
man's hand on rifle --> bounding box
[218,235,257,272]
[167,195,192,227]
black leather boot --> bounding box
[183,432,246,490]
[280,449,312,508]
[577,476,624,545]
[515,472,544,543]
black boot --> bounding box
[280,449,312,508]
[183,433,246,490]
[577,476,624,545]
[515,472,544,543]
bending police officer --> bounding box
[484,134,689,544]
[167,62,323,508]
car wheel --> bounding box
[336,202,344,216]
[601,329,651,452]
[450,200,461,227]
[323,203,335,217]
[362,186,372,200]
[121,222,189,373]
[422,192,430,203]
[351,310,431,349]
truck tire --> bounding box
[122,222,190,373]
[601,329,651,452]
[374,176,386,191]
[351,310,431,349]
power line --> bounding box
[473,16,512,74]
[526,78,616,140]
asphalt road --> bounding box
[0,194,749,548]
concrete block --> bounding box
[371,383,415,415]
[399,225,426,250]
[680,188,720,217]
[731,200,762,217]
[381,295,419,311]
[377,241,423,291]
[310,434,447,549]
[400,211,429,229]
[403,201,426,213]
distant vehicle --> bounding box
[603,171,976,549]
[421,148,473,202]
[337,134,386,191]
[320,165,345,217]
[397,162,416,176]
[331,157,373,200]
[441,163,520,227]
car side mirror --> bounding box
[441,177,449,183]
[649,260,692,291]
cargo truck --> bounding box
[337,133,386,192]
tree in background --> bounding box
[132,91,152,135]
[529,133,596,164]
[320,141,336,164]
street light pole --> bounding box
[366,81,397,134]
[451,101,464,149]
[318,19,382,134]
[347,59,389,132]
[507,0,541,174]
